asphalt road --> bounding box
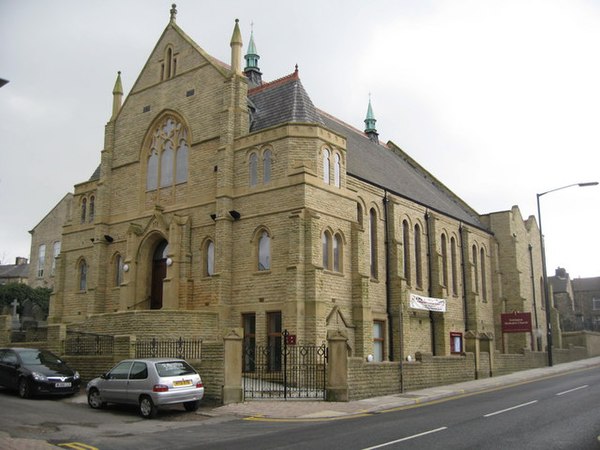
[0,367,598,449]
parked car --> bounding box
[0,347,81,398]
[86,358,204,419]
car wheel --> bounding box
[139,396,157,419]
[183,400,199,412]
[87,388,106,409]
[18,378,31,399]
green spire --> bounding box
[364,95,377,134]
[244,24,260,71]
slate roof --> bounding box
[0,263,29,282]
[248,73,485,230]
[572,277,600,292]
[248,69,324,132]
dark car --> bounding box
[0,348,81,398]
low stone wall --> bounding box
[65,310,220,340]
[347,352,475,401]
[562,331,600,357]
[62,355,114,382]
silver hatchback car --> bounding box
[86,358,204,418]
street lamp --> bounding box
[537,181,598,366]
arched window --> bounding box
[357,203,363,227]
[322,231,331,269]
[160,140,174,187]
[147,148,159,190]
[80,198,87,224]
[480,247,487,300]
[415,224,422,288]
[403,220,411,283]
[263,149,272,183]
[258,230,271,271]
[451,237,458,295]
[441,234,448,287]
[166,47,172,78]
[206,240,215,276]
[115,254,124,286]
[333,153,340,188]
[472,245,479,293]
[145,116,188,191]
[79,259,88,291]
[175,138,188,184]
[323,149,330,184]
[370,208,378,278]
[88,196,95,223]
[333,233,342,272]
[51,241,60,276]
[37,244,46,278]
[249,153,258,187]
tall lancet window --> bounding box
[145,115,189,191]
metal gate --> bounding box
[243,330,327,400]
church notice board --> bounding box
[501,312,532,333]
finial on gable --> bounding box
[170,4,177,23]
[111,71,124,121]
[230,19,243,75]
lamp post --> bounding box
[536,181,598,367]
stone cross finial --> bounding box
[170,4,177,22]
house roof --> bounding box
[248,72,485,229]
[572,277,600,292]
[0,262,29,281]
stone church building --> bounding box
[48,5,549,365]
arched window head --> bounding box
[323,149,330,184]
[145,116,188,191]
[206,240,215,276]
[80,198,87,224]
[88,196,95,223]
[263,149,272,183]
[258,230,271,271]
[334,153,341,188]
[79,259,88,291]
[249,153,258,187]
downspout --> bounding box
[383,190,394,361]
[425,211,435,354]
[528,244,540,350]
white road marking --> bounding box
[361,427,448,449]
[556,385,588,396]
[483,400,538,417]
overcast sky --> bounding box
[1,0,599,278]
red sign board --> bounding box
[285,334,297,345]
[501,312,532,333]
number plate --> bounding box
[173,379,192,387]
[55,382,72,388]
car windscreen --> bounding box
[155,361,196,377]
[18,349,62,365]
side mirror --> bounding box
[100,373,108,379]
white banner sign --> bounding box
[409,293,446,312]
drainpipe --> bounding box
[383,191,394,361]
[528,244,540,350]
[424,211,435,355]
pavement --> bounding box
[2,356,600,448]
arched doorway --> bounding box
[151,240,168,309]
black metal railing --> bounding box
[135,337,202,360]
[243,329,327,400]
[65,331,114,355]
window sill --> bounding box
[254,270,271,275]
